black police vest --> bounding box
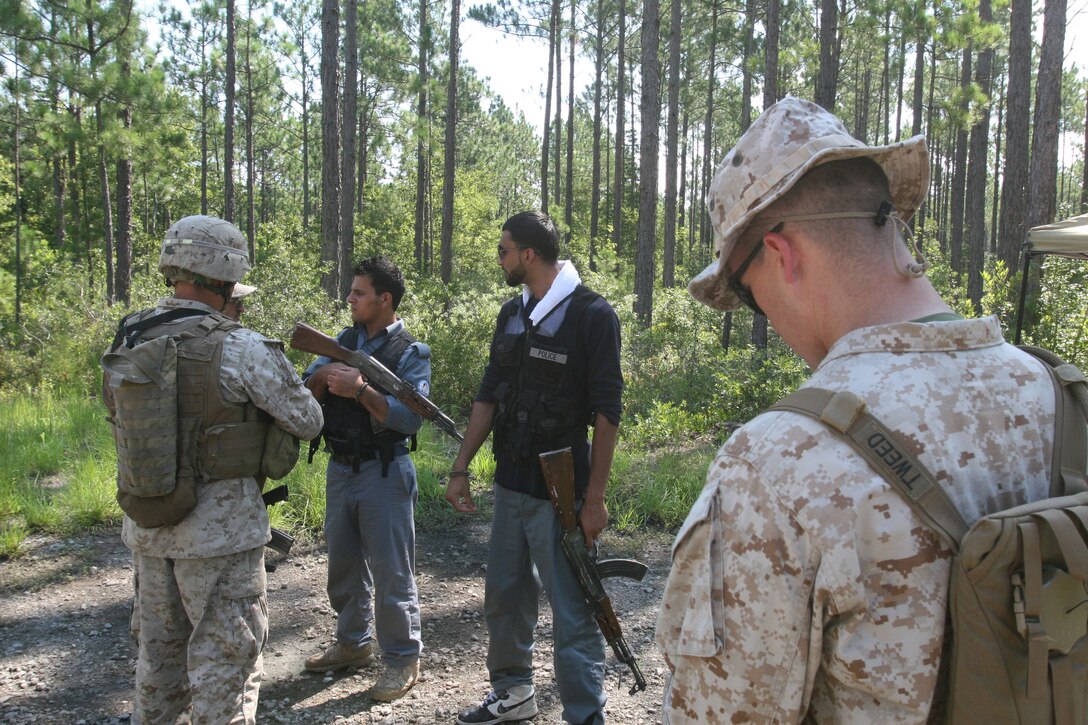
[311,326,417,475]
[491,285,600,463]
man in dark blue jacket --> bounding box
[445,211,623,725]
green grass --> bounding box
[0,391,121,557]
[0,388,716,558]
[609,443,715,532]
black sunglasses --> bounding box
[726,222,783,317]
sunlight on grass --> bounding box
[0,388,719,557]
[609,445,715,532]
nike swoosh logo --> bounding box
[495,696,531,714]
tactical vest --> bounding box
[104,308,272,527]
[491,285,600,463]
[312,326,417,475]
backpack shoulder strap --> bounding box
[769,387,968,552]
[111,307,209,351]
[1018,345,1088,496]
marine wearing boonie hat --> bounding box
[688,96,931,311]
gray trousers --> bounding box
[485,485,607,725]
[130,547,266,725]
[324,456,422,665]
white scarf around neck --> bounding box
[523,260,581,325]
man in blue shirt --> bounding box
[302,256,430,702]
[445,211,624,725]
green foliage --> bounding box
[1016,257,1088,368]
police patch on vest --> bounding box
[417,379,430,396]
[529,347,568,365]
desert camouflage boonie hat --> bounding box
[688,96,930,311]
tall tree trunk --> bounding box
[201,65,210,215]
[542,0,558,213]
[244,4,256,260]
[679,107,688,238]
[912,30,924,137]
[920,8,938,233]
[564,0,576,250]
[894,26,906,140]
[48,10,66,251]
[1028,0,1066,229]
[634,0,661,326]
[440,0,460,284]
[589,0,604,270]
[341,0,360,297]
[320,0,342,297]
[765,0,780,104]
[949,49,971,275]
[611,0,627,256]
[965,0,993,311]
[225,0,237,222]
[752,0,780,350]
[741,0,754,130]
[1081,89,1088,212]
[991,68,1005,252]
[302,25,311,229]
[554,9,562,210]
[880,9,890,142]
[116,58,133,305]
[662,0,681,287]
[96,102,116,302]
[699,0,718,255]
[359,91,372,214]
[414,0,430,272]
[13,42,22,324]
[998,0,1031,271]
[814,0,839,110]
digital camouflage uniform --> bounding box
[121,296,323,725]
[656,317,1055,723]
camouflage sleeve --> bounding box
[224,331,324,441]
[657,453,820,724]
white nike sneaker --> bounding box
[456,685,539,725]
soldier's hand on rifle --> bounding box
[445,472,477,513]
[579,496,608,550]
[325,363,366,399]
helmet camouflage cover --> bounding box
[159,215,251,284]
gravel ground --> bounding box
[0,512,674,725]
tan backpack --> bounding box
[770,346,1088,725]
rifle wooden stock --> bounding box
[290,322,464,443]
[538,447,648,695]
[291,322,357,363]
[540,446,579,531]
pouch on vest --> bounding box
[261,423,300,480]
[769,346,1088,725]
[102,334,196,528]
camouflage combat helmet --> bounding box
[688,96,930,311]
[159,215,251,285]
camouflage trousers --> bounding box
[130,546,267,725]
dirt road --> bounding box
[0,515,672,724]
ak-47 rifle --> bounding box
[539,447,648,695]
[289,322,463,444]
